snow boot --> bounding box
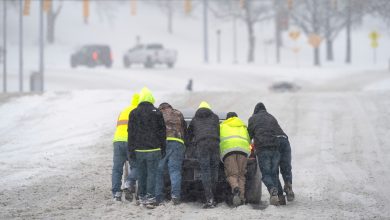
[232,187,242,207]
[269,188,279,206]
[284,183,295,202]
[113,191,122,202]
[278,195,286,205]
[202,198,216,209]
[172,196,181,205]
[124,188,133,202]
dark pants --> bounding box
[197,139,220,201]
[155,141,185,202]
[256,148,280,194]
[111,141,133,195]
[277,137,292,195]
[135,150,161,199]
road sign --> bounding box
[289,31,300,41]
[308,34,322,48]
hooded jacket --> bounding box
[113,93,139,142]
[187,102,220,147]
[128,88,166,155]
[158,103,187,145]
[248,102,287,151]
[219,116,251,162]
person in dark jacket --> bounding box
[187,101,220,208]
[128,87,166,207]
[155,102,187,205]
[248,102,283,206]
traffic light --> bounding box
[83,0,89,24]
[131,0,137,16]
[184,0,192,14]
[240,0,245,9]
[287,0,293,10]
[43,0,51,12]
[23,0,31,16]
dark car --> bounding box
[162,111,262,206]
[70,45,112,68]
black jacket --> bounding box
[128,102,166,155]
[187,108,220,148]
[248,103,286,151]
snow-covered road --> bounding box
[0,66,390,219]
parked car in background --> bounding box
[70,45,112,68]
[123,43,177,68]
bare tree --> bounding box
[46,0,64,44]
[290,0,328,66]
[211,0,273,63]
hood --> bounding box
[130,93,140,107]
[195,107,213,119]
[139,87,155,104]
[198,101,211,110]
[221,116,246,127]
[253,102,266,114]
[158,102,172,111]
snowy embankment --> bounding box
[1,67,390,219]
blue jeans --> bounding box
[126,159,137,188]
[277,137,292,195]
[256,148,280,193]
[155,141,185,202]
[135,150,161,198]
[197,139,220,200]
[111,141,132,195]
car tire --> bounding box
[70,57,77,68]
[167,63,174,68]
[144,57,154,69]
[105,62,112,68]
[245,160,262,204]
[123,57,130,68]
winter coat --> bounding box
[113,93,139,142]
[128,88,166,156]
[219,116,251,162]
[248,103,286,152]
[187,108,220,148]
[158,103,187,145]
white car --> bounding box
[123,43,177,68]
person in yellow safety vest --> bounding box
[219,112,251,207]
[111,93,139,202]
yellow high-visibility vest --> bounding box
[113,94,139,142]
[219,117,250,161]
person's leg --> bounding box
[197,146,212,202]
[146,151,161,199]
[167,141,185,202]
[155,144,170,203]
[279,138,294,201]
[112,142,127,198]
[209,142,220,198]
[257,149,279,205]
[136,152,147,200]
[224,154,239,192]
[236,154,247,202]
[128,159,137,191]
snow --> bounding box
[1,1,390,219]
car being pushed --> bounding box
[162,111,262,206]
[70,44,112,68]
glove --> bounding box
[128,150,136,160]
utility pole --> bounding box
[203,0,209,63]
[39,0,44,92]
[19,0,24,92]
[233,16,237,64]
[216,29,221,63]
[3,0,7,93]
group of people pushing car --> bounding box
[111,87,295,209]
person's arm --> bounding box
[248,117,254,140]
[187,118,195,148]
[157,110,166,157]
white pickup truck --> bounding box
[123,43,177,68]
